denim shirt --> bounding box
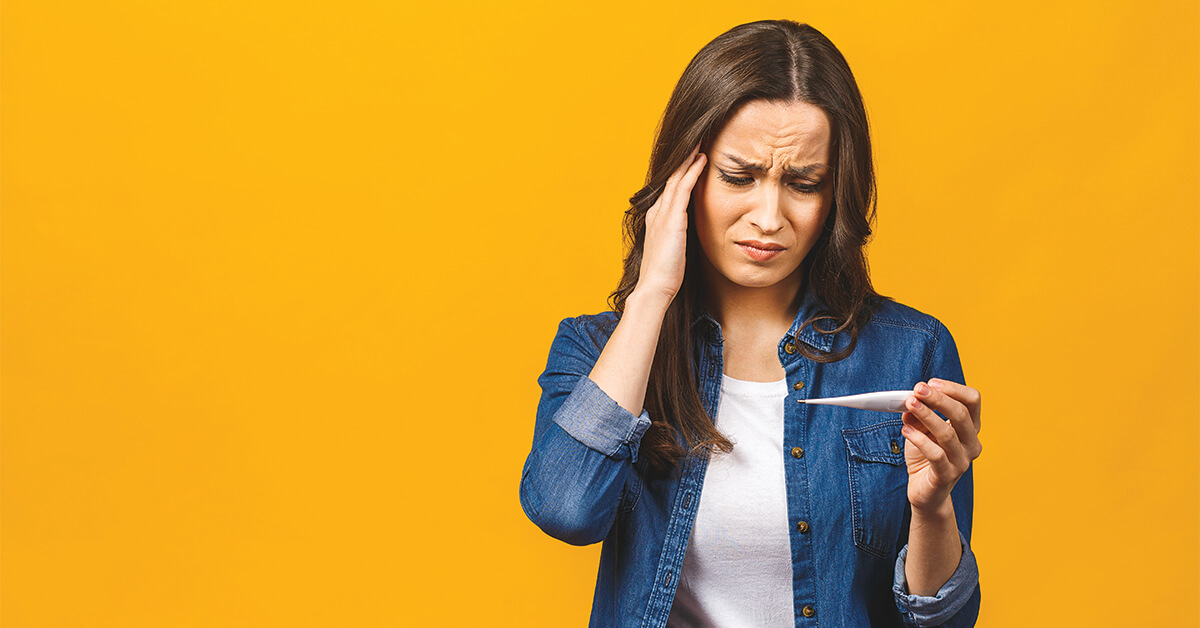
[520,288,981,627]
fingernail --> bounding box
[930,380,944,390]
[916,383,931,397]
[907,396,920,410]
[901,425,912,436]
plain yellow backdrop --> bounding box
[3,1,1198,626]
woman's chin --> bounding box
[718,266,799,290]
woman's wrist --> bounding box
[910,496,955,523]
[625,287,674,318]
[905,495,961,596]
[587,287,672,417]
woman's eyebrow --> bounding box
[721,153,832,178]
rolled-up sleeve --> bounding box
[554,375,652,462]
[892,531,981,626]
[519,315,652,546]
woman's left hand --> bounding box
[900,379,983,513]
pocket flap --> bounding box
[842,420,905,465]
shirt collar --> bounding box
[787,285,837,353]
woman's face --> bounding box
[692,99,834,293]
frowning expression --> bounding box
[692,99,834,291]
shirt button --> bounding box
[792,381,804,390]
[797,520,810,533]
[790,446,804,459]
[783,342,797,354]
[802,605,816,618]
[890,440,902,454]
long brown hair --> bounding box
[610,20,887,473]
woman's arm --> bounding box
[591,146,707,415]
[518,314,653,546]
[905,498,963,595]
[902,378,982,594]
[587,290,671,415]
[892,321,983,627]
[518,148,707,546]
[893,469,980,628]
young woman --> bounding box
[520,20,982,627]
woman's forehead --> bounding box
[712,100,832,167]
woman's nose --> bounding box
[746,185,786,233]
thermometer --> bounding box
[797,390,913,412]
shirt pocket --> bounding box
[842,420,908,559]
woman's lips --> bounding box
[736,241,786,262]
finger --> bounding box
[901,422,957,480]
[914,382,972,433]
[660,153,706,225]
[654,151,704,219]
[928,379,982,434]
[914,382,981,460]
[901,412,933,440]
[905,394,966,467]
[678,152,707,197]
[665,144,703,189]
[901,413,938,452]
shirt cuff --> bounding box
[892,530,979,627]
[552,376,652,462]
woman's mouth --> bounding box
[736,240,785,262]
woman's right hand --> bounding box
[636,144,707,304]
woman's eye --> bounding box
[791,181,822,194]
[717,171,753,186]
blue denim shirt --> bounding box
[520,288,981,627]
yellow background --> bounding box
[3,1,1197,626]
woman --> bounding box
[520,20,982,627]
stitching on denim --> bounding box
[642,373,721,625]
[922,320,943,381]
[842,418,904,435]
[619,472,642,514]
[847,455,890,559]
[641,456,708,627]
[585,381,618,458]
[795,361,819,619]
[893,532,978,625]
[619,412,638,460]
[844,422,906,465]
[573,312,620,357]
[871,316,935,334]
[796,327,834,352]
[843,420,905,559]
[869,317,939,381]
[557,377,629,459]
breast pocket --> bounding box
[843,420,909,558]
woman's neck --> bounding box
[700,261,805,339]
[698,260,805,382]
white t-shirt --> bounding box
[667,373,794,627]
